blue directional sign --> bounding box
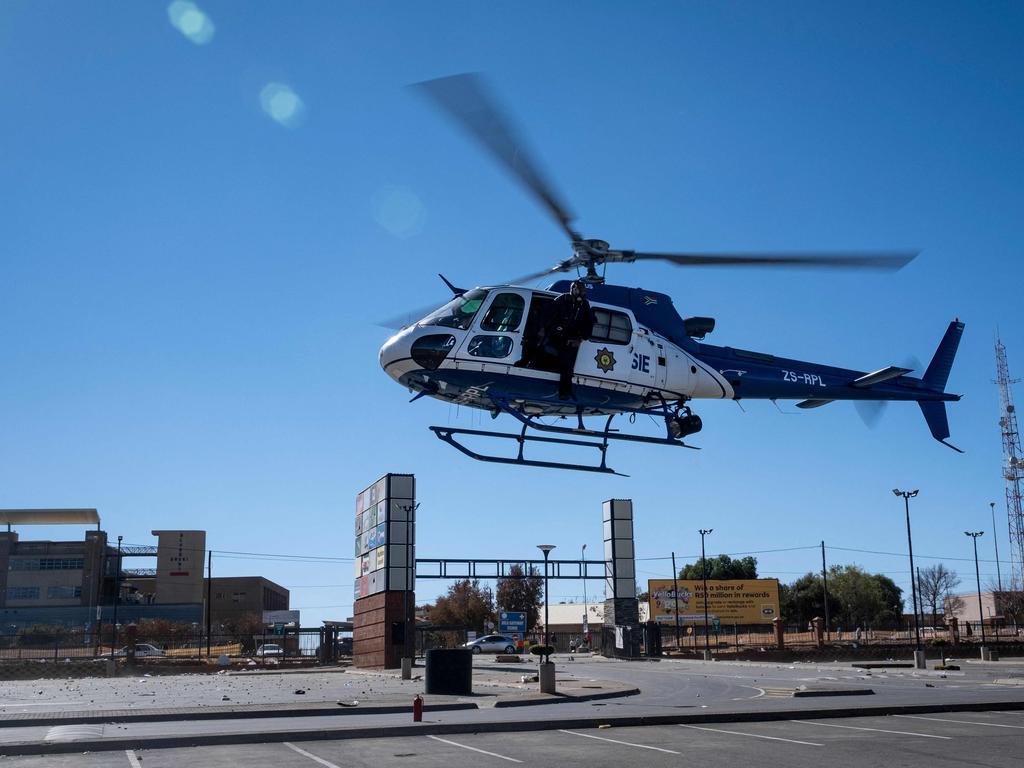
[498,611,527,634]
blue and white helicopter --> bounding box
[379,75,964,475]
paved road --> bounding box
[4,710,1023,767]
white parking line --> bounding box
[426,735,523,763]
[559,729,681,754]
[791,720,952,739]
[283,742,343,768]
[894,714,1024,730]
[125,751,143,768]
[677,723,822,746]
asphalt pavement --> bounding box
[0,653,1020,760]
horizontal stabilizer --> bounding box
[796,399,835,409]
[852,366,912,388]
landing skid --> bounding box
[429,405,698,475]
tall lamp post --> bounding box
[965,531,987,652]
[537,545,555,656]
[892,489,923,665]
[581,544,588,647]
[112,535,122,653]
[698,529,713,660]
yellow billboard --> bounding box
[648,578,780,625]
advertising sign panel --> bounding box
[647,578,780,625]
[354,474,415,601]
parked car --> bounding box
[254,643,284,658]
[97,643,165,659]
[461,634,517,654]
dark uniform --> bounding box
[543,283,594,399]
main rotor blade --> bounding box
[505,260,575,286]
[412,73,579,242]
[622,250,918,271]
[376,300,449,331]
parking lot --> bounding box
[4,709,1022,767]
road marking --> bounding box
[558,729,681,754]
[126,751,143,768]
[677,724,822,746]
[730,686,766,700]
[894,714,1024,730]
[283,742,343,768]
[426,735,522,763]
[791,720,951,739]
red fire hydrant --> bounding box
[413,694,423,722]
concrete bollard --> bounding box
[539,661,556,694]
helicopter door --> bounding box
[457,291,528,363]
[582,306,636,383]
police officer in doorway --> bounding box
[543,279,595,400]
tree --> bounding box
[496,565,543,631]
[430,579,495,632]
[781,572,839,627]
[917,564,961,627]
[781,567,903,630]
[678,555,758,580]
[827,565,903,629]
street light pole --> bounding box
[965,531,986,648]
[112,535,122,653]
[699,529,713,659]
[537,545,555,658]
[581,544,588,646]
[671,551,681,650]
[892,489,922,655]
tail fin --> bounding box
[922,320,965,391]
[918,401,964,453]
[918,319,965,453]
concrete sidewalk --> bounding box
[0,662,639,728]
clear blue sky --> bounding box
[2,2,1022,625]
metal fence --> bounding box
[0,627,341,662]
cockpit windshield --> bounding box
[421,289,488,330]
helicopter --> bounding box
[379,74,964,475]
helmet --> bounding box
[570,280,587,299]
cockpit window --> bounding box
[421,289,488,330]
[480,293,525,332]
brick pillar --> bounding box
[947,616,959,644]
[811,616,824,649]
[773,616,784,650]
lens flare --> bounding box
[372,185,427,239]
[167,1,215,45]
[259,83,306,128]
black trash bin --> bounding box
[424,648,472,695]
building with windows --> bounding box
[0,510,289,630]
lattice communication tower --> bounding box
[995,335,1024,585]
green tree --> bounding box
[678,554,758,580]
[781,572,839,627]
[826,565,904,629]
[496,565,543,631]
[430,579,495,632]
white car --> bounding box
[255,643,284,657]
[461,634,518,654]
[98,643,165,659]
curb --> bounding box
[493,686,640,708]
[0,702,477,728]
[4,699,1024,756]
